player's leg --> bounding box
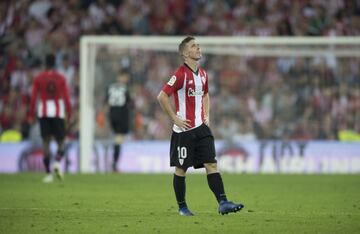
[193,125,226,203]
[170,130,195,216]
[112,134,124,172]
[174,167,186,207]
[39,118,53,183]
[196,124,244,214]
[204,163,228,203]
[53,118,66,180]
[110,112,128,172]
[54,140,65,162]
[53,138,65,180]
[204,162,244,214]
[42,137,51,174]
[42,136,53,182]
[174,167,193,216]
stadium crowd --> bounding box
[1,0,360,142]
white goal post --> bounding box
[80,36,360,173]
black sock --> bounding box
[173,174,187,209]
[113,144,121,164]
[55,149,65,162]
[207,173,227,203]
[43,156,50,173]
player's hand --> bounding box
[172,116,191,130]
[204,115,210,126]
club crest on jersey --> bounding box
[167,75,176,86]
[201,76,206,84]
[188,88,204,97]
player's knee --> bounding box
[175,167,187,176]
[204,163,218,173]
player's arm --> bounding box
[203,93,210,126]
[203,71,210,126]
[28,77,39,123]
[157,91,191,130]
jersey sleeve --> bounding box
[29,76,39,119]
[162,69,184,96]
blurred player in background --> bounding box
[157,36,244,216]
[105,69,131,172]
[29,54,72,183]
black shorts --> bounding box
[39,117,66,141]
[109,113,129,134]
[170,124,217,170]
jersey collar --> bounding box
[184,63,199,76]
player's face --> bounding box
[185,40,202,61]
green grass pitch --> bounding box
[0,173,359,233]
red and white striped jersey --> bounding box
[29,70,72,119]
[162,64,209,132]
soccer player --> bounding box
[105,69,131,172]
[29,54,72,183]
[157,36,244,216]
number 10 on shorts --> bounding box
[177,146,187,165]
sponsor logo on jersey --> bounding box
[188,88,204,96]
[167,75,176,86]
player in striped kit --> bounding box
[157,36,244,216]
[29,54,72,183]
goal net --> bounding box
[80,36,360,173]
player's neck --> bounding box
[184,60,198,73]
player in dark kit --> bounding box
[29,54,72,183]
[157,36,244,216]
[105,69,131,172]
